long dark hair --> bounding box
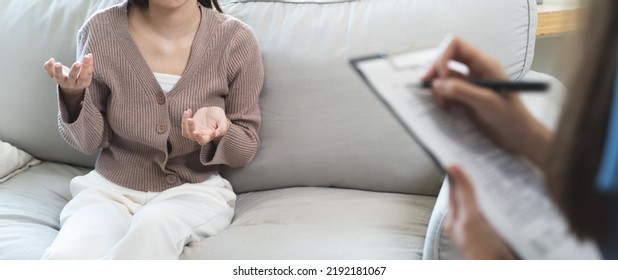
[546,0,618,243]
[128,0,223,13]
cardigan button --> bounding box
[165,174,178,185]
[156,93,166,105]
[158,152,166,162]
[156,123,167,134]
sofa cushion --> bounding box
[219,0,536,195]
[181,186,436,259]
[0,162,89,260]
[0,164,433,260]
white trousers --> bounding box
[41,171,235,260]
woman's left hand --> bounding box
[444,165,516,260]
[182,107,231,145]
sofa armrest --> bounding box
[422,178,462,260]
[519,70,567,131]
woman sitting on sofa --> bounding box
[41,0,263,259]
[424,0,617,259]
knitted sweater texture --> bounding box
[57,3,263,192]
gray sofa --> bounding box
[0,0,562,259]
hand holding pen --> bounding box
[421,36,553,166]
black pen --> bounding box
[414,79,549,92]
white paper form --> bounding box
[350,47,600,259]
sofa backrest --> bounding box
[218,0,537,195]
[0,0,125,167]
[0,0,537,196]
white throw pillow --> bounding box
[0,141,41,183]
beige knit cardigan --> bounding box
[57,3,263,192]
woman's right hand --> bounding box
[44,54,93,121]
[423,37,552,167]
[43,54,93,97]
